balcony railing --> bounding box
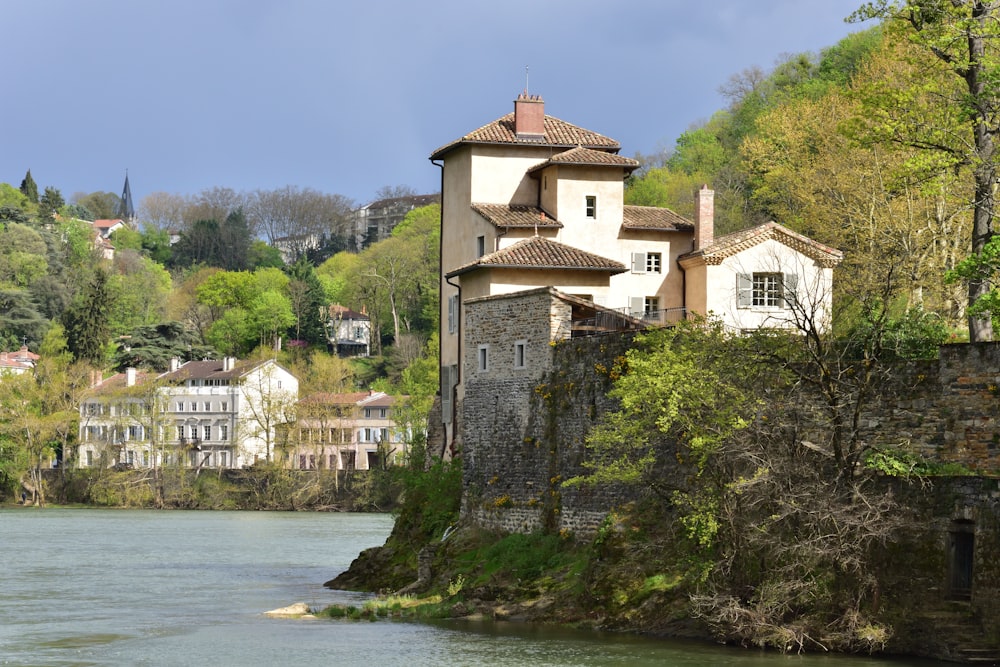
[571,307,687,337]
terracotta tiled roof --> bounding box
[471,203,563,230]
[679,221,843,268]
[622,205,694,232]
[329,304,369,320]
[84,370,152,395]
[431,112,619,159]
[158,359,271,383]
[93,219,124,230]
[528,146,639,172]
[446,236,626,277]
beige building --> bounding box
[286,391,409,471]
[432,93,842,454]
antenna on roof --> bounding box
[525,65,529,95]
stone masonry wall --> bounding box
[459,312,1000,640]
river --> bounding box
[0,509,950,666]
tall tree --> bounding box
[63,268,112,365]
[37,186,64,224]
[854,0,1000,341]
[19,170,38,204]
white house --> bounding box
[327,304,371,357]
[432,93,842,453]
[77,358,299,469]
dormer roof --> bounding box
[622,205,694,232]
[528,146,640,173]
[471,203,563,230]
[446,236,626,278]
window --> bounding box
[644,297,659,314]
[203,401,211,411]
[585,195,597,219]
[514,340,527,369]
[220,424,228,441]
[203,425,211,441]
[142,451,149,467]
[737,273,797,309]
[478,344,489,372]
[646,252,661,274]
[177,425,185,440]
[191,402,198,412]
[221,401,228,412]
[86,450,93,467]
[447,294,459,334]
[476,235,486,258]
[176,402,184,412]
[354,326,365,340]
[220,451,228,468]
[631,251,661,274]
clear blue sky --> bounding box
[2,1,875,210]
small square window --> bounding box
[646,252,661,274]
[585,195,597,219]
[753,273,782,308]
[644,296,659,313]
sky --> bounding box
[2,1,876,211]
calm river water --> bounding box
[0,509,950,666]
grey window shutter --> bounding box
[631,252,647,274]
[737,273,752,308]
[630,296,644,317]
[783,274,798,308]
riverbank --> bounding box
[21,465,400,511]
[324,486,1000,665]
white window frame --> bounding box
[585,195,597,219]
[737,273,798,310]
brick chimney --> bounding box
[694,184,715,251]
[514,93,545,138]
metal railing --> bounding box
[571,307,687,337]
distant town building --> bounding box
[327,304,371,357]
[0,345,39,375]
[351,194,439,250]
[285,391,409,471]
[77,357,298,470]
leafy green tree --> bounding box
[249,240,284,268]
[286,257,328,345]
[106,251,172,335]
[73,191,120,220]
[0,184,32,213]
[0,289,47,350]
[37,186,64,224]
[853,1,1000,341]
[0,222,48,287]
[113,321,215,371]
[19,170,38,204]
[63,268,112,365]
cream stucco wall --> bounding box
[687,238,834,331]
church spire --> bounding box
[116,170,136,223]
